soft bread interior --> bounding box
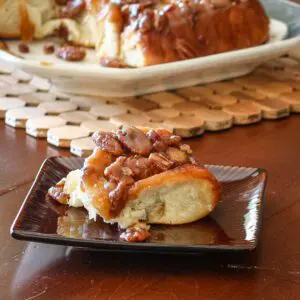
[25,0,57,38]
[121,30,146,67]
[115,178,217,228]
[0,0,57,39]
[63,165,220,229]
[0,0,21,38]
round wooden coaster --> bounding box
[30,76,51,92]
[164,116,205,137]
[5,107,46,128]
[0,62,14,74]
[26,116,67,138]
[138,122,168,130]
[143,92,185,108]
[2,83,36,96]
[278,92,300,112]
[0,75,18,85]
[222,102,262,125]
[38,102,77,115]
[70,137,95,157]
[144,108,180,122]
[0,56,299,151]
[254,82,293,98]
[49,86,71,100]
[47,126,90,148]
[20,93,56,106]
[193,107,233,131]
[233,75,272,88]
[250,99,290,119]
[70,96,109,111]
[80,120,118,134]
[0,97,25,119]
[203,94,238,107]
[110,113,149,126]
[90,104,127,119]
[176,86,214,101]
[206,82,242,95]
[60,111,97,125]
[11,69,33,82]
[173,102,205,116]
[121,98,158,111]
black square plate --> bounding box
[11,157,267,254]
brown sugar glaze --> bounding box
[88,0,269,66]
[81,127,199,218]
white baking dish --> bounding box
[0,19,298,97]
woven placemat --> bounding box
[1,56,300,157]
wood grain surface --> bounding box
[0,117,300,299]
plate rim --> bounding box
[0,19,296,80]
[10,156,268,253]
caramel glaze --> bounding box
[80,127,198,218]
[19,0,268,65]
[91,0,269,67]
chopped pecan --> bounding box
[105,156,155,182]
[116,126,152,156]
[56,45,86,61]
[166,147,189,164]
[18,43,29,53]
[122,166,134,177]
[44,43,55,54]
[168,135,182,146]
[180,144,192,154]
[147,129,181,149]
[153,140,168,152]
[149,152,174,171]
[120,226,151,242]
[146,129,160,143]
[92,131,124,155]
[123,156,156,179]
[104,157,135,184]
[99,57,129,68]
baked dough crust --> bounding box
[0,0,269,67]
[63,163,221,228]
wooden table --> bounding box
[0,118,299,300]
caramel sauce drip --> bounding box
[19,0,36,41]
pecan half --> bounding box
[116,126,153,156]
[92,131,124,156]
[18,43,29,53]
[56,45,86,61]
[149,152,174,171]
[120,226,151,242]
[44,43,55,54]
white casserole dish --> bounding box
[0,19,298,97]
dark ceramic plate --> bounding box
[11,157,267,254]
